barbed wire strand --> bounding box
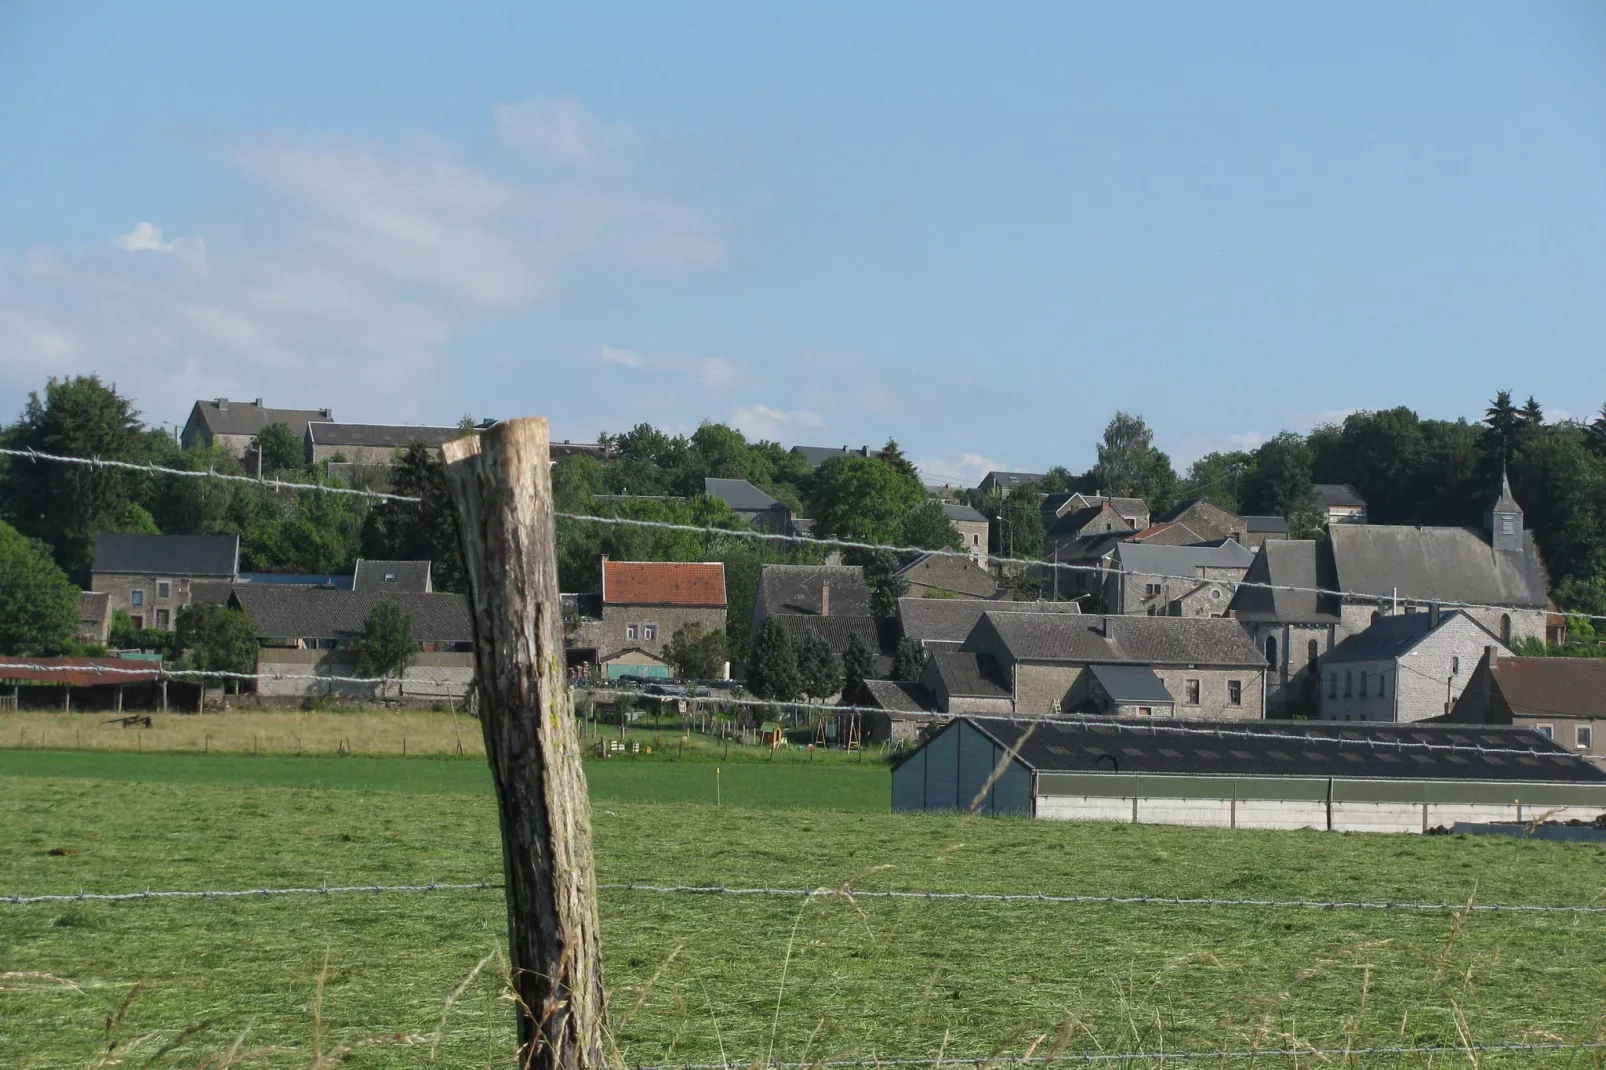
[1,445,1595,624]
[6,880,1605,915]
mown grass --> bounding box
[4,769,1606,1069]
[0,750,890,810]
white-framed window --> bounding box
[157,581,170,599]
[642,623,658,641]
[626,623,639,641]
[1536,724,1554,740]
[1226,680,1243,706]
[1579,724,1594,750]
[1185,679,1200,705]
[1136,706,1152,717]
[131,589,145,606]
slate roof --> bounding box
[77,592,108,624]
[1490,472,1521,516]
[602,561,726,607]
[759,564,871,616]
[190,399,331,438]
[1326,524,1549,608]
[1045,531,1131,563]
[961,717,1606,783]
[970,613,1265,668]
[861,679,936,712]
[1045,505,1115,539]
[92,534,239,578]
[978,471,1046,492]
[1322,611,1495,665]
[942,502,988,524]
[228,587,473,642]
[306,422,462,451]
[1243,516,1290,534]
[1089,664,1175,706]
[1488,657,1606,720]
[1314,484,1367,508]
[1158,497,1240,524]
[1048,493,1148,520]
[771,614,890,661]
[1226,540,1343,624]
[930,651,1011,698]
[703,477,784,512]
[353,559,432,594]
[1112,540,1255,578]
[791,445,879,467]
[900,597,1080,647]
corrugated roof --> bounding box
[703,477,783,512]
[759,564,871,616]
[353,559,432,594]
[602,561,726,607]
[965,716,1606,783]
[1491,657,1606,720]
[1089,664,1175,706]
[229,587,472,642]
[92,534,239,578]
[930,651,1011,698]
[307,422,462,450]
[0,656,162,686]
[900,597,1080,646]
[1327,524,1548,608]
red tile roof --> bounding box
[602,561,726,607]
[0,656,163,687]
[1130,523,1174,541]
[1494,657,1606,719]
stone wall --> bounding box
[597,604,727,664]
[90,572,202,631]
[254,649,474,701]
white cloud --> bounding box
[913,451,1006,488]
[112,222,177,253]
[0,99,721,421]
[495,98,641,167]
[1222,431,1266,449]
[730,403,823,442]
[599,345,641,368]
[699,357,735,392]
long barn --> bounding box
[891,716,1606,833]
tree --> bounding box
[900,501,963,551]
[0,521,79,654]
[746,617,801,701]
[992,487,1045,559]
[894,637,928,682]
[796,634,842,701]
[0,375,147,579]
[1485,390,1520,462]
[841,632,876,703]
[360,443,465,591]
[811,456,925,544]
[354,602,416,698]
[171,604,258,691]
[252,423,305,474]
[863,551,910,617]
[878,439,920,483]
[665,622,729,680]
[1183,451,1253,515]
[1240,433,1320,536]
[1038,466,1076,494]
[1587,404,1606,458]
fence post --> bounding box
[442,417,606,1070]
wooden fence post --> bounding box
[442,418,606,1070]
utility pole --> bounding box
[441,418,606,1070]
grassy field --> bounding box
[4,762,1606,1068]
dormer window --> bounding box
[384,572,398,582]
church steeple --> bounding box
[1486,467,1523,552]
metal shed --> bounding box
[891,716,1606,833]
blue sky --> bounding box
[1,2,1603,485]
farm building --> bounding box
[891,715,1606,832]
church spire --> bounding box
[1487,466,1523,552]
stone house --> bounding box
[957,611,1267,719]
[90,533,240,632]
[1443,652,1606,765]
[77,592,109,644]
[898,596,1081,654]
[1230,476,1551,716]
[1042,493,1150,531]
[941,503,990,565]
[1318,610,1509,723]
[1100,540,1255,616]
[703,477,793,533]
[897,551,997,599]
[596,559,728,677]
[1314,484,1367,525]
[751,564,892,674]
[919,651,1015,714]
[1157,498,1247,544]
[305,422,464,464]
[180,398,332,458]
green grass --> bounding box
[4,767,1606,1069]
[0,749,891,811]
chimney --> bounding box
[820,582,830,617]
[253,398,263,406]
[1429,602,1440,628]
[215,397,229,410]
[319,408,332,419]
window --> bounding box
[626,623,639,641]
[1359,670,1368,696]
[1185,679,1200,705]
[156,581,170,599]
[1378,674,1386,697]
[1146,605,1157,616]
[1226,680,1243,706]
[1210,588,1222,600]
[1451,656,1460,675]
[1266,637,1277,668]
[131,589,145,607]
[1328,673,1337,699]
[1579,725,1594,750]
[130,615,143,630]
[1536,724,1554,740]
[1308,639,1319,667]
[384,572,398,582]
[1144,583,1161,597]
[1501,614,1512,644]
[1344,670,1352,697]
[155,609,170,629]
[642,623,658,641]
[1136,706,1152,717]
[972,533,980,546]
[1371,611,1380,625]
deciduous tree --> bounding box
[354,601,416,695]
[0,521,79,655]
[665,622,729,680]
[172,604,258,691]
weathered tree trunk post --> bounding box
[441,418,606,1070]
